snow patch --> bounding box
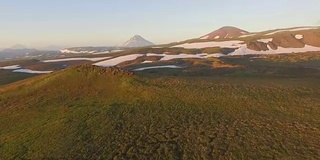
[205,53,226,58]
[142,61,153,63]
[13,69,53,74]
[0,65,21,70]
[93,51,110,55]
[133,65,182,71]
[43,57,110,63]
[239,34,256,38]
[93,54,144,67]
[146,53,225,61]
[257,38,273,43]
[214,36,220,39]
[295,34,303,39]
[172,40,244,49]
[60,49,92,54]
[200,35,209,40]
[265,27,319,35]
[229,45,320,55]
[110,50,124,53]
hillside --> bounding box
[0,65,320,159]
[172,26,320,56]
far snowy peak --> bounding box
[123,35,154,48]
[10,44,27,49]
[131,35,144,40]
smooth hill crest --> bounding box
[200,26,249,40]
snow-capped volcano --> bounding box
[123,35,154,48]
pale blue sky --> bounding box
[1,0,319,48]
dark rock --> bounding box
[247,41,269,51]
[268,42,278,50]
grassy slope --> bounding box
[0,65,319,159]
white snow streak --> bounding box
[172,40,244,49]
[265,27,319,35]
[43,57,110,63]
[200,35,209,40]
[93,54,144,67]
[146,53,225,61]
[13,69,53,74]
[229,45,320,56]
[239,34,256,38]
[257,38,273,43]
[133,65,182,71]
[0,65,21,70]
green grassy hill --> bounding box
[0,65,320,159]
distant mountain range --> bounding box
[0,45,61,59]
[60,46,123,54]
[60,35,154,54]
[10,44,27,50]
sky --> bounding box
[1,0,319,49]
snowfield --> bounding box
[239,34,256,38]
[265,27,319,35]
[257,38,273,43]
[172,40,244,49]
[93,54,144,67]
[13,69,53,74]
[91,53,226,68]
[133,65,182,71]
[229,45,320,55]
[43,57,110,63]
[0,65,21,70]
[146,53,225,61]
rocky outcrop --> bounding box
[247,41,269,51]
[75,64,134,76]
[246,33,319,51]
[267,42,278,50]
